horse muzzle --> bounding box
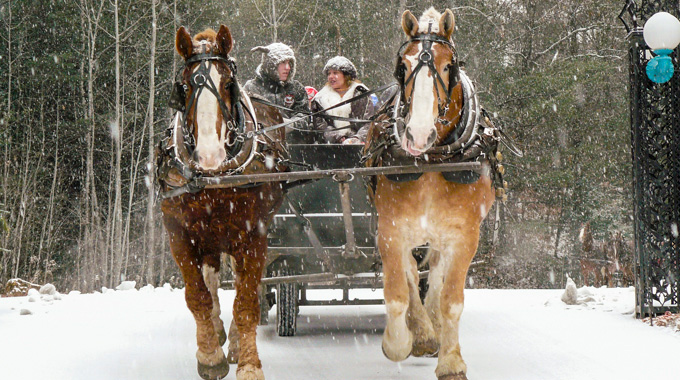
[402,125,437,156]
[194,146,227,171]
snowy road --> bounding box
[1,286,678,380]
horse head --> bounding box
[395,8,462,156]
[175,25,253,173]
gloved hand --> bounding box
[342,137,363,145]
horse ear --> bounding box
[216,25,233,56]
[401,10,419,37]
[176,26,193,60]
[440,9,455,39]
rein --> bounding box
[246,82,398,137]
[250,96,377,125]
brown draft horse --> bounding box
[158,25,285,380]
[364,8,500,380]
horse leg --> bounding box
[168,232,228,380]
[232,238,267,380]
[227,318,239,364]
[424,249,443,344]
[378,232,414,362]
[202,254,227,346]
[435,233,481,380]
[226,256,239,364]
[405,253,438,357]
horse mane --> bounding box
[418,7,442,33]
[194,29,217,43]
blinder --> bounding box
[169,81,187,112]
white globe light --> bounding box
[643,12,680,51]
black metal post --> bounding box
[620,0,680,318]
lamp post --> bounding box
[642,12,680,83]
[619,1,680,319]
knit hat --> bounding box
[251,43,297,83]
[322,56,358,80]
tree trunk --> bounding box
[145,0,158,286]
[1,1,13,282]
[111,0,124,287]
[271,0,277,42]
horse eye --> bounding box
[443,66,449,72]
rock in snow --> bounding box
[39,283,57,295]
[115,281,137,291]
[561,275,579,305]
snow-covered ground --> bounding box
[1,283,678,380]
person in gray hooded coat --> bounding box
[244,43,313,143]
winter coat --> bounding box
[243,73,309,118]
[311,82,374,143]
[244,42,312,143]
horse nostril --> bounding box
[427,129,437,145]
[405,127,414,143]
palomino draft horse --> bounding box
[157,25,286,380]
[364,8,505,380]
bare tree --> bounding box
[250,0,299,42]
[145,0,158,286]
[110,0,124,288]
[79,0,107,291]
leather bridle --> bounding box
[394,27,461,124]
[175,49,247,158]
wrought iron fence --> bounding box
[620,0,680,318]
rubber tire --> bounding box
[276,267,298,337]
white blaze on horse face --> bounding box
[403,44,438,156]
[194,65,227,170]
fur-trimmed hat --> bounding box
[323,56,357,80]
[251,43,297,83]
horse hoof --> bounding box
[197,359,230,380]
[236,363,264,380]
[438,372,468,380]
[382,341,411,362]
[218,328,227,347]
[411,337,439,358]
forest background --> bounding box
[0,0,632,292]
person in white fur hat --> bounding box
[311,56,374,144]
[244,42,312,143]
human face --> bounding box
[277,61,291,81]
[327,69,347,91]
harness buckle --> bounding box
[192,73,207,86]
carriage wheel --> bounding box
[276,267,298,337]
